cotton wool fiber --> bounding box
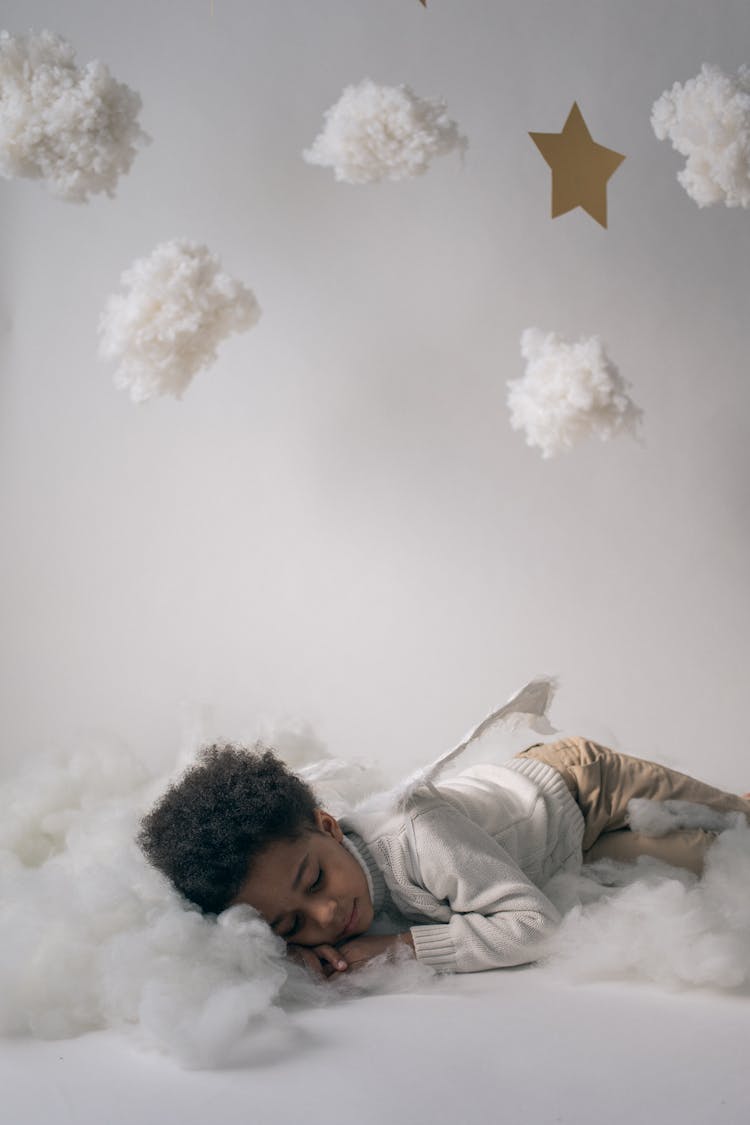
[651,63,750,208]
[3,727,750,1068]
[542,823,750,991]
[98,239,262,403]
[507,328,642,458]
[0,29,148,202]
[0,730,433,1068]
[303,78,467,184]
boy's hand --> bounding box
[287,943,349,979]
[335,932,415,971]
[288,933,415,980]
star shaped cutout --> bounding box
[530,102,625,228]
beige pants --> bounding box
[515,737,750,875]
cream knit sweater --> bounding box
[341,756,584,973]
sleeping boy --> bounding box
[138,681,750,978]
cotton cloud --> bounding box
[3,722,748,1068]
[98,239,261,403]
[651,63,750,208]
[507,329,642,458]
[542,824,750,990]
[303,78,466,184]
[0,730,430,1068]
[627,797,743,838]
[0,29,148,202]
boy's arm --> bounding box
[405,804,562,973]
[334,930,414,971]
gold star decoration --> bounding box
[530,102,625,228]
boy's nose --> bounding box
[309,897,338,929]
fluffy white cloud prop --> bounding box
[507,329,642,459]
[628,798,743,838]
[0,29,148,202]
[2,710,750,1065]
[303,78,467,184]
[0,730,433,1067]
[543,823,750,991]
[98,239,261,403]
[651,63,750,208]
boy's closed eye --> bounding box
[277,867,324,939]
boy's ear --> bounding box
[313,808,343,842]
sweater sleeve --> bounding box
[406,803,561,973]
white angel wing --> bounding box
[353,675,559,816]
[395,675,558,807]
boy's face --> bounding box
[231,809,374,947]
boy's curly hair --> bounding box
[137,744,318,914]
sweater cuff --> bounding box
[410,924,457,972]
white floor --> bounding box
[3,969,747,1125]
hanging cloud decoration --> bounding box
[98,240,261,404]
[303,78,467,184]
[651,63,750,208]
[508,329,642,459]
[0,29,148,202]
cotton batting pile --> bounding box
[507,328,642,458]
[98,239,262,403]
[651,63,750,208]
[303,78,466,184]
[0,729,431,1069]
[543,822,750,990]
[2,724,750,1068]
[0,29,148,202]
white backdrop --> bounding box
[2,0,749,788]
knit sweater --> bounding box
[340,756,584,973]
